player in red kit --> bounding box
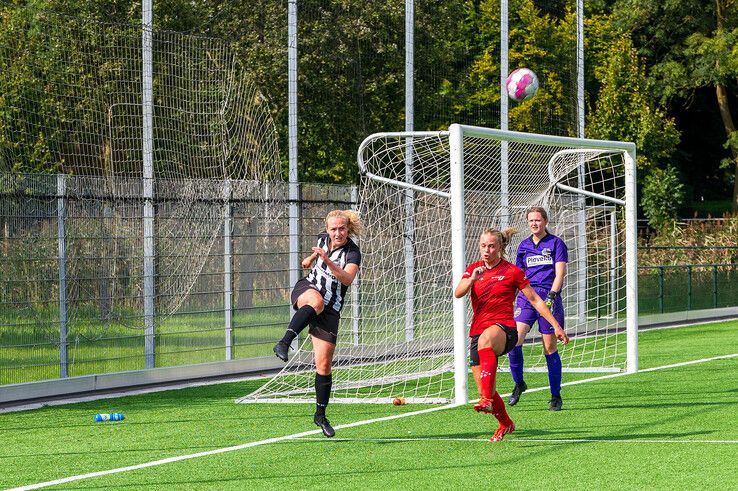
[454,228,569,442]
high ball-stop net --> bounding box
[241,125,637,405]
[1,14,283,379]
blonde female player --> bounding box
[273,210,362,438]
[454,228,568,442]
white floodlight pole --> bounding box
[404,0,415,342]
[142,0,156,369]
[288,0,301,352]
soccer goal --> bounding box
[239,124,637,405]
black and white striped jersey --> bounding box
[305,232,361,313]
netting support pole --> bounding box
[499,0,509,229]
[287,0,301,353]
[351,185,361,346]
[57,174,68,378]
[610,208,617,316]
[449,124,468,405]
[223,180,233,360]
[577,0,585,139]
[404,0,415,342]
[574,0,588,322]
[142,0,156,369]
[575,175,587,322]
[625,149,638,373]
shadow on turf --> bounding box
[0,444,228,459]
[515,427,715,440]
[47,462,497,490]
[287,424,718,443]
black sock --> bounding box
[315,372,332,417]
[280,305,317,345]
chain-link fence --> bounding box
[1,174,356,386]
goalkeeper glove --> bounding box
[545,290,558,315]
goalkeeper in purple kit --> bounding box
[508,206,568,411]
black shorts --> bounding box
[468,324,519,366]
[290,278,340,345]
[291,278,318,308]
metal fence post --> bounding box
[658,266,664,314]
[57,174,68,378]
[287,0,300,353]
[687,266,692,311]
[712,265,718,308]
[224,180,233,360]
[142,1,156,369]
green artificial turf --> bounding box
[1,320,737,490]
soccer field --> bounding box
[2,320,737,490]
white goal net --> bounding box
[240,125,637,405]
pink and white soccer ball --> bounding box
[506,68,539,102]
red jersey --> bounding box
[463,259,530,336]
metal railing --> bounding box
[638,263,738,315]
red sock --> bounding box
[478,347,498,401]
[492,391,513,426]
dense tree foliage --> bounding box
[641,166,685,231]
[613,0,738,211]
[1,0,736,216]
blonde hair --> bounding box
[325,209,363,237]
[481,227,516,256]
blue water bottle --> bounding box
[94,413,125,422]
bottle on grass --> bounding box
[95,413,125,422]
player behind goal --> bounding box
[508,206,569,411]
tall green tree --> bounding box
[641,165,685,231]
[587,35,681,172]
[613,0,738,211]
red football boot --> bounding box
[490,421,516,442]
[473,397,494,413]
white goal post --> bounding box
[238,124,637,406]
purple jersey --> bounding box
[515,233,568,290]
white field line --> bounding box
[6,352,738,491]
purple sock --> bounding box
[545,351,562,397]
[508,345,525,385]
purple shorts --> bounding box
[514,287,565,335]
